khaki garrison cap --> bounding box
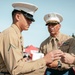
[12,2,38,22]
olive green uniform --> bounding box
[0,24,46,75]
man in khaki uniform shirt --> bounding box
[0,2,64,75]
[39,13,75,75]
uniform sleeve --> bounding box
[12,58,46,75]
[60,61,70,70]
[4,43,46,74]
[3,31,46,75]
[60,38,75,70]
[68,38,75,67]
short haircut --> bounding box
[12,9,22,20]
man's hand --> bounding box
[47,60,58,68]
[44,50,64,64]
[61,53,75,64]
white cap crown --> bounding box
[44,13,63,24]
[12,2,38,15]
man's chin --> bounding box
[24,28,29,31]
[50,33,56,37]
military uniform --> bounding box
[39,32,71,55]
[41,37,75,75]
[39,32,74,74]
[0,24,46,75]
[0,2,48,75]
[39,12,75,75]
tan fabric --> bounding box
[39,33,74,69]
[60,38,75,69]
[0,73,10,75]
[51,38,58,49]
[40,32,72,54]
[0,24,46,75]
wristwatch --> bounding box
[57,60,62,68]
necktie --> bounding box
[51,38,58,50]
[51,38,62,68]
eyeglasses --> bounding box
[46,23,59,26]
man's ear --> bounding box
[15,14,20,21]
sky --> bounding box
[0,0,75,47]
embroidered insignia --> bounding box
[8,44,16,51]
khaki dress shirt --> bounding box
[0,24,46,75]
[39,32,75,70]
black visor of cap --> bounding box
[46,22,59,26]
[21,10,35,22]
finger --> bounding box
[54,53,64,57]
[60,53,65,58]
[54,57,61,60]
[53,52,64,55]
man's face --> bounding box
[47,23,61,37]
[20,13,33,31]
[15,13,32,31]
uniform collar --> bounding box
[11,24,22,39]
[49,32,61,41]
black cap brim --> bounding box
[46,22,59,26]
[13,10,35,22]
[20,10,35,22]
[24,14,35,22]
